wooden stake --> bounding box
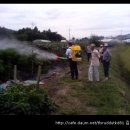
[37,65,42,87]
[14,65,17,82]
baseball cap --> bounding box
[104,43,108,47]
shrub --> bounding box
[112,45,130,84]
[0,48,52,81]
[0,84,56,115]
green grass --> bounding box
[45,45,130,115]
[64,78,130,115]
[59,107,81,115]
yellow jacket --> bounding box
[71,45,82,61]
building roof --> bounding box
[33,39,51,43]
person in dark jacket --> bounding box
[86,45,92,62]
[102,43,112,81]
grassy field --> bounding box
[115,45,130,84]
[1,44,129,115]
[42,45,130,115]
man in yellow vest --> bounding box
[65,41,80,80]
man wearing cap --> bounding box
[86,45,92,62]
[102,43,112,81]
[88,43,100,82]
[65,42,78,80]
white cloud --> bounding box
[0,4,130,39]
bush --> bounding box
[112,45,130,84]
[0,48,52,81]
[0,84,56,115]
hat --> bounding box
[90,43,95,47]
[104,43,108,47]
[67,41,73,46]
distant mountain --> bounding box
[113,34,130,40]
[0,27,16,39]
[0,27,15,33]
[0,26,65,42]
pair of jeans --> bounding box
[87,53,91,62]
[68,58,78,79]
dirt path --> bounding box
[40,61,97,115]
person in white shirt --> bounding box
[65,44,72,59]
[88,43,100,82]
[65,42,78,80]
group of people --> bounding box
[65,41,112,81]
[87,43,111,82]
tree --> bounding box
[0,26,65,42]
[72,37,75,41]
[0,27,15,39]
[89,35,103,47]
[33,26,39,33]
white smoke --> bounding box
[0,38,58,60]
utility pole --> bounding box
[121,29,122,44]
[31,22,35,30]
[69,28,70,41]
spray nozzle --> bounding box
[55,56,67,60]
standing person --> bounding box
[102,43,112,81]
[99,44,104,63]
[65,42,79,80]
[86,45,92,62]
[88,43,100,82]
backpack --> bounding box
[71,45,82,61]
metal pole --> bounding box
[14,65,17,82]
[121,29,122,44]
[37,65,42,87]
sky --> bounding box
[0,4,130,39]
